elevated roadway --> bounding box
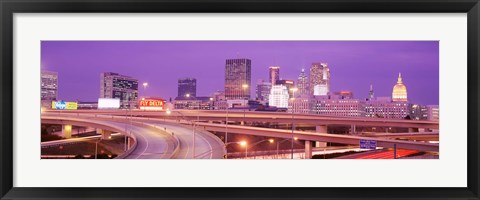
[42,114,226,159]
[46,110,439,129]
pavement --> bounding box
[141,121,226,159]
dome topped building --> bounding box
[392,73,408,102]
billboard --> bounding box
[51,101,78,110]
[98,98,120,109]
[139,99,165,111]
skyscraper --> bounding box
[100,72,138,109]
[309,62,330,96]
[269,66,280,86]
[276,79,295,98]
[255,79,271,102]
[392,73,408,102]
[269,85,289,108]
[178,78,197,98]
[41,70,58,101]
[225,58,251,100]
[297,68,309,97]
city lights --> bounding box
[41,41,439,160]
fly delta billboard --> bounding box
[52,101,78,110]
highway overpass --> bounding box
[42,115,225,159]
[46,110,439,129]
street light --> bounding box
[225,101,229,157]
[143,82,148,90]
[289,87,298,159]
[276,137,298,158]
[242,84,249,125]
[246,139,275,159]
[209,97,214,110]
[225,141,247,159]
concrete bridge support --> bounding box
[96,128,113,140]
[351,124,356,134]
[62,124,72,139]
[408,128,427,133]
[305,141,312,159]
[315,125,327,148]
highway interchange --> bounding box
[41,110,439,159]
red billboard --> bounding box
[139,99,165,110]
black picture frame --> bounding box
[1,0,479,199]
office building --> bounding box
[269,85,289,108]
[288,97,311,114]
[225,58,251,100]
[41,70,58,101]
[332,91,354,100]
[255,79,271,102]
[178,78,197,98]
[311,96,366,117]
[297,68,309,97]
[365,97,409,119]
[409,104,428,120]
[100,72,138,109]
[310,63,330,96]
[173,96,213,110]
[426,105,439,121]
[269,66,280,86]
[276,79,295,98]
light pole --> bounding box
[225,141,247,159]
[242,84,249,125]
[95,137,102,159]
[246,139,274,159]
[209,97,214,110]
[276,137,298,157]
[225,101,229,158]
[289,87,298,159]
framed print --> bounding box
[1,0,479,199]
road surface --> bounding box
[141,121,225,159]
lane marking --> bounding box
[134,129,150,159]
[195,131,213,159]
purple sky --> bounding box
[41,41,439,105]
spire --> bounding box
[369,84,374,100]
[397,73,403,84]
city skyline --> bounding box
[41,41,439,105]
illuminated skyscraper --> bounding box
[269,85,289,108]
[309,62,330,96]
[225,58,251,100]
[297,68,309,97]
[255,79,271,102]
[41,70,58,101]
[178,78,196,98]
[100,72,138,109]
[276,79,295,98]
[269,66,280,86]
[392,73,408,102]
